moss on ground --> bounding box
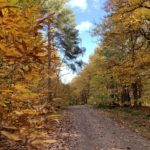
[94,104,150,139]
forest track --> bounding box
[65,105,150,150]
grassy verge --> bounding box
[95,104,150,139]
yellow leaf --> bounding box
[14,109,38,116]
[48,114,61,123]
[1,131,22,141]
[14,84,30,93]
[44,140,57,144]
[24,73,33,81]
[31,139,57,146]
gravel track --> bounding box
[66,105,150,150]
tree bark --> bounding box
[121,86,131,106]
[132,78,142,107]
[47,19,52,102]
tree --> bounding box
[71,0,150,107]
[40,0,85,101]
[0,0,84,148]
[91,0,150,106]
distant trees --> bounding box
[41,0,85,101]
[70,0,150,107]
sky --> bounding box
[60,0,107,83]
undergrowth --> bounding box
[94,104,150,139]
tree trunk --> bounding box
[132,78,142,107]
[121,86,131,106]
[47,19,52,102]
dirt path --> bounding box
[65,105,150,150]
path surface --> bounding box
[66,105,150,150]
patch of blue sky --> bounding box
[61,0,107,83]
[68,0,107,62]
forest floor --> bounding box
[96,104,150,139]
[0,105,149,150]
[54,105,150,150]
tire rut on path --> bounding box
[67,105,150,150]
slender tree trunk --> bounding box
[47,19,52,102]
[132,82,138,107]
[132,78,142,107]
[121,86,131,106]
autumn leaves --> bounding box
[70,0,150,107]
[0,0,82,148]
